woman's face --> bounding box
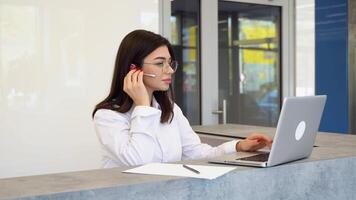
[141,45,175,93]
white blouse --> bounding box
[93,98,238,168]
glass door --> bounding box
[162,0,294,126]
[218,1,281,126]
[170,0,201,125]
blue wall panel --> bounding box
[315,0,348,133]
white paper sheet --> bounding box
[123,163,236,180]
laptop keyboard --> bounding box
[238,152,270,162]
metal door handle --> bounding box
[212,99,227,124]
[212,110,223,114]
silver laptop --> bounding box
[209,95,327,167]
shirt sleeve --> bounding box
[93,107,161,166]
[174,105,239,160]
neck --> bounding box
[147,88,154,106]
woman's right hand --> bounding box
[123,68,150,106]
[236,133,273,152]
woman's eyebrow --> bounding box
[153,56,171,60]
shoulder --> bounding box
[93,109,130,125]
[173,103,183,114]
[172,103,186,119]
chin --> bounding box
[160,87,170,91]
[156,86,170,91]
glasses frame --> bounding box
[143,60,178,73]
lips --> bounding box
[162,78,172,84]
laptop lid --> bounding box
[266,95,326,167]
[208,95,327,167]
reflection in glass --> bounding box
[171,0,200,125]
[218,1,281,126]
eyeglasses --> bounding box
[143,60,178,73]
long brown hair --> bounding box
[92,30,175,123]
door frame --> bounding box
[160,0,295,125]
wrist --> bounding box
[235,140,242,152]
[135,102,150,106]
[134,99,150,106]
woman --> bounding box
[93,29,272,168]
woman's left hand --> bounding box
[236,133,273,152]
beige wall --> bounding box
[0,0,159,178]
[296,0,315,96]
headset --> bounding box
[130,64,157,78]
